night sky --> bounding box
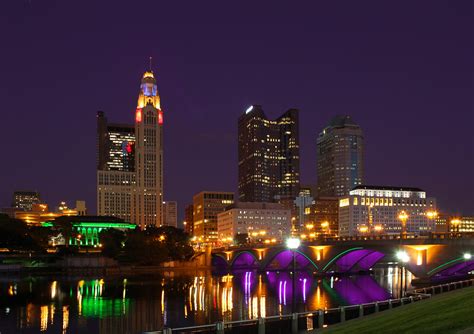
[1,1,472,222]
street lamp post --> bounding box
[398,211,408,239]
[396,250,410,297]
[286,237,301,313]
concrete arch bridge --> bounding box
[211,237,474,283]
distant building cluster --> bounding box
[1,190,87,227]
[5,66,470,246]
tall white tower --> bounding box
[133,70,164,228]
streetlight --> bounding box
[396,250,410,297]
[398,211,409,239]
[426,210,438,219]
[464,253,472,260]
[286,237,301,313]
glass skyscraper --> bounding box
[238,105,300,203]
[317,115,364,197]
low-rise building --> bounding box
[193,191,234,243]
[338,185,437,237]
[450,216,474,233]
[306,197,339,237]
[162,201,178,228]
[217,202,291,245]
[14,201,81,226]
[43,215,136,247]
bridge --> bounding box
[211,235,474,283]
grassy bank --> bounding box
[321,287,474,334]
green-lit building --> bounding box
[43,216,136,247]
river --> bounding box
[0,266,414,333]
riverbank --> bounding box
[318,286,474,334]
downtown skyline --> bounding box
[0,1,472,220]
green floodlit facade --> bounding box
[42,220,137,247]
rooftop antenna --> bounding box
[149,56,152,71]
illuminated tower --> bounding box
[133,70,164,228]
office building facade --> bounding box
[12,191,41,212]
[306,197,339,237]
[238,105,300,203]
[338,186,437,237]
[193,191,234,243]
[317,115,364,197]
[184,204,194,234]
[217,202,291,245]
[162,201,177,228]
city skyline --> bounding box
[0,1,472,220]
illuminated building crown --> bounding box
[137,70,161,110]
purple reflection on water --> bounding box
[235,270,256,293]
[272,271,313,305]
[303,278,307,302]
[333,276,390,304]
[233,252,258,268]
[266,250,311,270]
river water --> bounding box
[0,266,414,333]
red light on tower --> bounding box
[136,108,142,122]
[158,111,163,125]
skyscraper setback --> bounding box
[317,115,364,197]
[97,69,164,228]
[238,105,300,203]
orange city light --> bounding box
[426,211,438,219]
[374,225,383,232]
[398,211,408,221]
[358,226,368,233]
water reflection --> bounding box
[0,266,416,333]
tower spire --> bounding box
[149,56,152,71]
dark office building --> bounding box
[97,111,135,172]
[184,204,194,235]
[317,115,364,197]
[12,191,41,212]
[238,105,300,203]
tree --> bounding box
[100,229,126,258]
[234,233,249,246]
[0,214,42,251]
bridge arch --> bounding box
[230,251,259,268]
[211,254,229,268]
[427,257,474,279]
[322,247,385,273]
[262,249,318,271]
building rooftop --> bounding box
[352,185,425,192]
[228,202,287,210]
[328,115,359,128]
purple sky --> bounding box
[1,1,472,221]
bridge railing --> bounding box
[414,277,474,295]
[143,289,445,334]
[212,233,474,251]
